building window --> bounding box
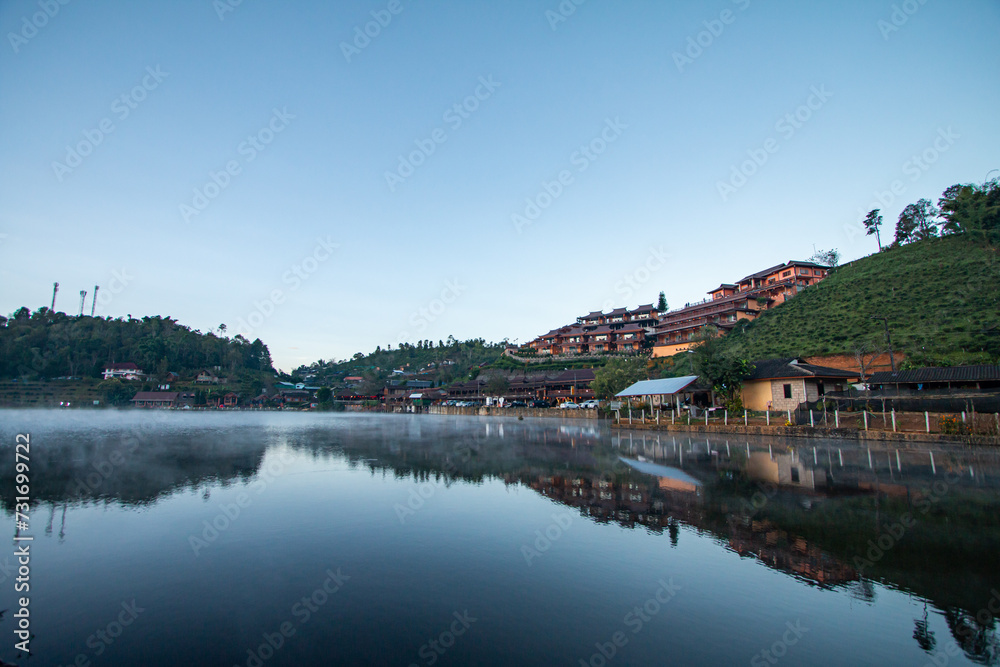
[791,468,800,483]
[817,382,825,396]
[783,384,792,399]
[782,271,791,277]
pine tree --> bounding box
[657,291,668,311]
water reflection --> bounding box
[1,411,998,665]
[612,429,1000,665]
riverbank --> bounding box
[610,420,1000,446]
[428,405,598,420]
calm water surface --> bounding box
[0,410,998,666]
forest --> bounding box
[0,307,273,380]
[297,336,507,390]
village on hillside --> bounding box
[74,249,998,444]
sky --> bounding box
[1,0,998,371]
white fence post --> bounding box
[891,409,897,432]
[835,409,839,428]
[925,411,930,433]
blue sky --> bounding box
[2,0,998,371]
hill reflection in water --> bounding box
[1,411,998,665]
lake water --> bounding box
[1,410,998,666]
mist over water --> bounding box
[0,410,998,666]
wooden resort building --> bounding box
[867,365,1000,392]
[652,260,831,358]
[523,259,830,360]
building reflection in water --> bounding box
[3,413,998,664]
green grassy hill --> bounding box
[719,235,1000,367]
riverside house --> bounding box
[741,358,857,412]
[131,391,179,408]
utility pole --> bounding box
[871,316,896,372]
[51,282,59,311]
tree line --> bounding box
[863,178,1000,249]
[0,307,273,380]
[297,336,507,390]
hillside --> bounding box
[719,235,1000,367]
[0,308,274,380]
[296,338,506,388]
